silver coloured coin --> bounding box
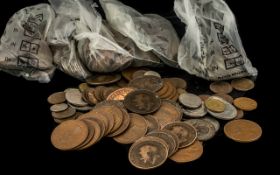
[144,71,161,78]
[182,102,207,118]
[207,97,237,120]
[179,93,202,109]
[65,88,88,107]
[202,116,220,132]
[50,103,68,112]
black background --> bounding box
[0,0,276,174]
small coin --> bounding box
[151,100,182,128]
[224,119,262,143]
[124,89,161,114]
[177,88,187,95]
[231,78,255,91]
[210,81,233,94]
[233,97,257,111]
[82,88,98,105]
[47,92,66,104]
[182,101,207,118]
[51,120,89,151]
[143,115,160,133]
[169,141,203,163]
[163,122,197,148]
[202,117,220,132]
[79,83,90,92]
[156,81,170,97]
[128,136,168,169]
[65,88,88,107]
[113,113,148,144]
[235,109,244,119]
[214,93,233,104]
[184,119,216,141]
[198,94,210,101]
[164,78,187,89]
[207,97,237,120]
[128,75,163,92]
[121,67,139,81]
[132,70,148,79]
[144,71,161,78]
[159,81,176,99]
[106,87,135,101]
[205,96,226,113]
[86,74,121,86]
[179,93,202,109]
[50,103,68,112]
[52,106,76,119]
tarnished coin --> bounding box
[205,96,226,113]
[50,103,68,112]
[159,81,176,99]
[47,92,66,104]
[94,86,106,102]
[128,75,163,92]
[233,97,257,111]
[184,119,216,141]
[177,88,187,95]
[182,102,207,118]
[163,122,197,148]
[79,83,90,92]
[151,100,182,128]
[121,67,139,81]
[224,119,262,143]
[202,117,220,132]
[179,93,202,109]
[75,120,96,150]
[207,97,237,120]
[169,141,203,163]
[106,87,135,101]
[147,130,179,157]
[235,109,244,119]
[86,74,121,85]
[164,78,187,89]
[132,70,148,79]
[198,94,210,101]
[231,78,255,91]
[124,89,161,114]
[82,88,98,105]
[52,106,76,119]
[214,93,233,104]
[65,88,88,107]
[156,81,170,97]
[210,81,232,94]
[143,115,160,133]
[128,136,168,170]
[144,71,161,78]
[109,107,131,137]
[51,120,89,151]
[68,103,93,112]
[113,113,148,144]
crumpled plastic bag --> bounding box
[100,0,180,68]
[174,0,258,80]
[0,4,55,83]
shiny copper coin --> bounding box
[224,119,262,143]
[169,141,203,163]
[124,89,161,114]
[231,78,255,91]
[86,74,121,86]
[233,97,257,111]
[51,120,89,151]
[47,92,66,104]
[128,136,168,169]
[128,75,163,92]
[210,81,233,94]
[163,122,197,148]
[106,87,135,101]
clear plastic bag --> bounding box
[100,0,180,68]
[0,4,55,83]
[174,0,258,80]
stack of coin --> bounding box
[48,68,262,169]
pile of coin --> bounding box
[48,67,262,169]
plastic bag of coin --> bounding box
[174,0,258,80]
[0,4,56,83]
[100,0,180,68]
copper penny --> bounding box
[51,120,89,151]
[177,88,187,95]
[143,115,160,133]
[47,92,66,104]
[210,81,233,94]
[132,70,148,79]
[109,107,131,137]
[128,75,163,92]
[231,78,255,91]
[164,77,187,89]
[106,87,135,101]
[233,97,257,111]
[52,106,76,119]
[124,89,161,114]
[156,81,170,97]
[86,74,121,85]
[169,141,203,163]
[82,88,98,105]
[121,67,139,81]
[224,119,262,143]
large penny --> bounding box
[233,97,257,111]
[231,78,255,91]
[210,81,232,94]
[47,92,66,104]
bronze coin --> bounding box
[82,88,98,105]
[214,93,233,103]
[108,107,131,137]
[94,86,106,102]
[52,106,76,119]
[75,120,96,150]
[128,136,168,169]
[124,89,161,114]
[231,78,255,91]
[210,81,233,94]
[169,141,203,163]
[156,81,170,97]
[151,100,182,128]
[184,119,216,141]
[106,87,135,101]
[51,120,89,151]
[235,109,244,119]
[143,115,160,134]
[132,70,148,79]
[79,83,90,92]
[47,92,66,104]
[159,81,176,99]
[163,122,197,148]
[128,75,163,92]
[224,119,262,143]
[164,77,187,89]
[122,67,142,81]
[86,74,121,85]
[233,97,257,111]
[113,113,148,144]
[198,94,210,101]
[102,87,119,100]
[177,88,187,95]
